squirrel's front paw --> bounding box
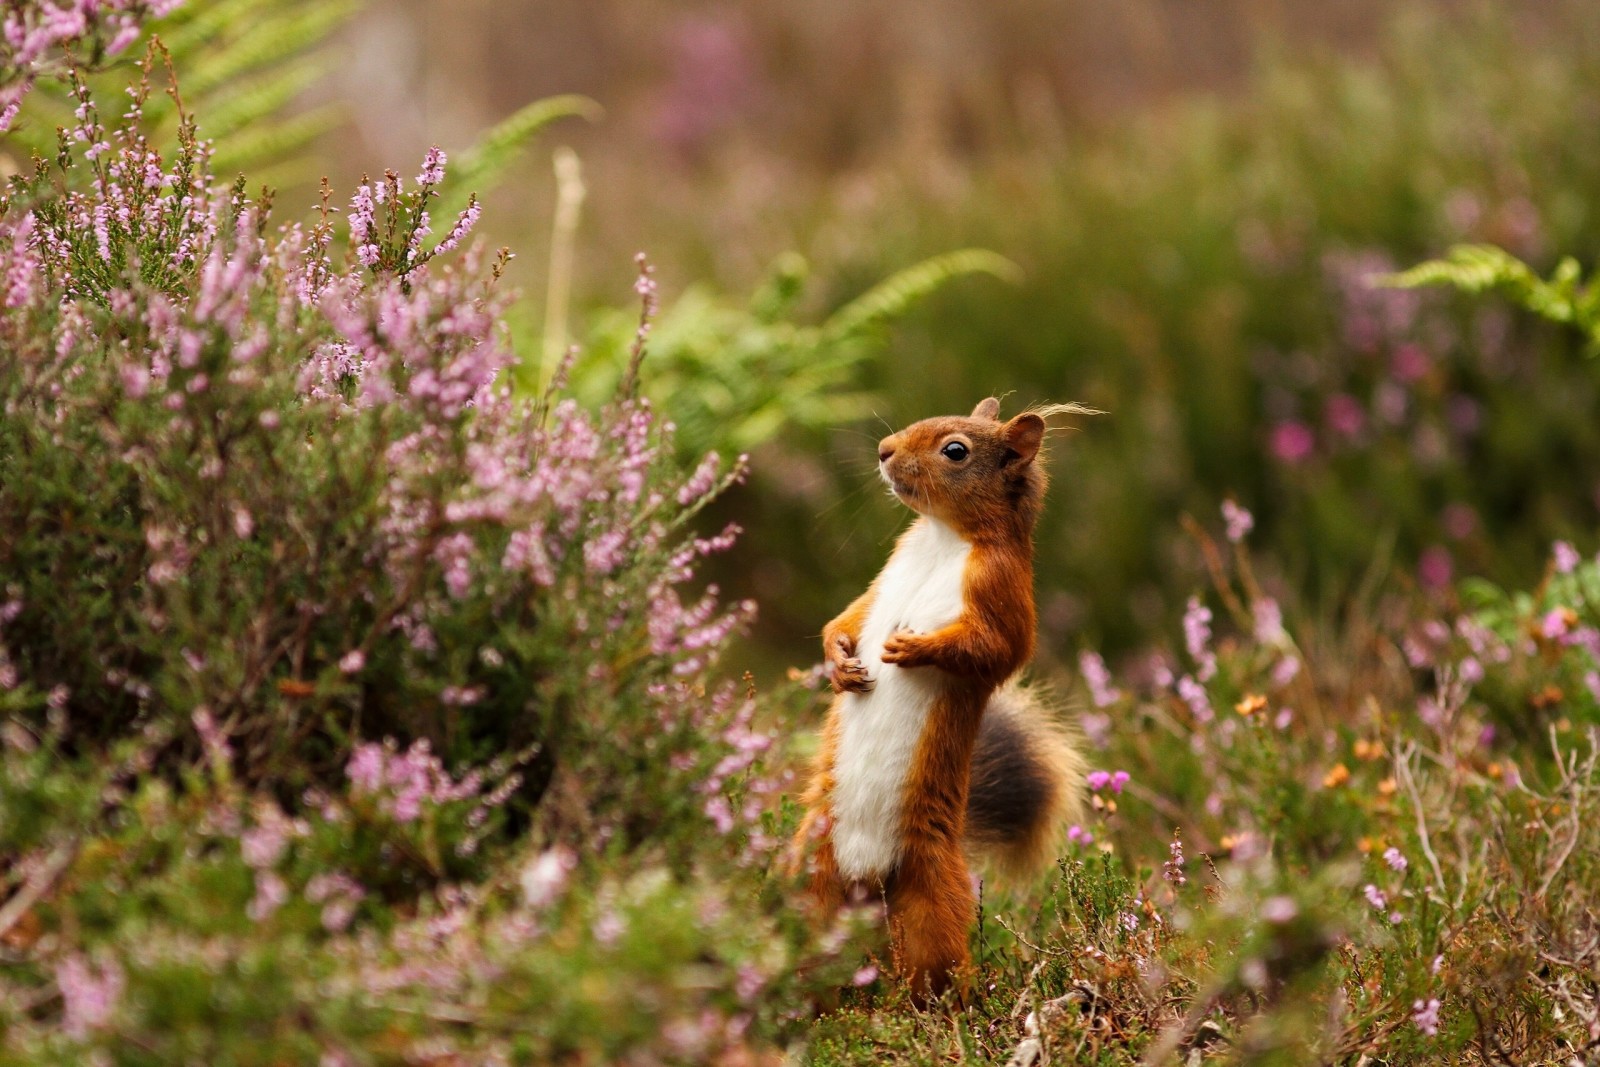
[830,657,873,694]
[880,631,928,667]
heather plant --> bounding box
[0,23,860,1062]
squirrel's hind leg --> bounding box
[886,849,975,1005]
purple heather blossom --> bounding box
[1412,997,1441,1037]
[1260,896,1298,924]
[1362,884,1387,910]
[416,146,447,187]
[520,846,577,909]
[339,649,365,674]
[1183,596,1216,681]
[1541,608,1573,641]
[56,954,125,1040]
[852,965,880,986]
[1164,831,1186,886]
[1066,824,1093,846]
[1383,846,1408,872]
[1253,597,1285,643]
[1221,499,1254,542]
[1078,649,1122,707]
[1177,674,1213,723]
[1323,392,1366,439]
[1554,540,1581,574]
[1418,546,1453,591]
[1269,420,1315,465]
[248,871,289,921]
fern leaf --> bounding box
[440,95,603,212]
[821,249,1023,341]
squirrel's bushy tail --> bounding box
[964,682,1087,881]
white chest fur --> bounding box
[830,517,972,880]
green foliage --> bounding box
[1388,243,1600,354]
[436,94,603,217]
[3,0,361,186]
[572,249,1021,460]
[697,2,1600,662]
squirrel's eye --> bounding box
[940,441,969,462]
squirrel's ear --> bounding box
[971,397,1001,421]
[1002,412,1045,466]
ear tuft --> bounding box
[1003,412,1046,465]
[971,397,1001,422]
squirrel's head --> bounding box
[877,397,1054,535]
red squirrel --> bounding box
[793,396,1088,1000]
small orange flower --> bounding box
[1235,694,1267,717]
[1353,738,1386,761]
[1377,777,1398,796]
[1322,763,1351,789]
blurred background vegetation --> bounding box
[329,0,1600,676]
[42,0,1598,674]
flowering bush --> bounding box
[0,31,860,1064]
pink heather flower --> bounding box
[1271,655,1301,687]
[584,528,629,575]
[1418,546,1453,591]
[1066,824,1093,846]
[1269,420,1315,465]
[1078,650,1122,707]
[1273,707,1294,730]
[1110,770,1130,793]
[416,146,447,187]
[1383,847,1408,872]
[1260,896,1297,924]
[1586,671,1600,703]
[1362,884,1387,910]
[704,794,735,833]
[1412,997,1441,1037]
[1182,596,1216,680]
[1458,656,1484,685]
[345,742,386,793]
[592,908,626,947]
[1086,770,1112,791]
[240,819,289,869]
[56,954,125,1040]
[338,650,365,674]
[1554,541,1581,574]
[520,846,577,909]
[677,452,721,506]
[1323,392,1366,439]
[1164,832,1186,886]
[1541,608,1572,641]
[248,871,289,921]
[1392,343,1432,384]
[852,965,880,986]
[433,197,480,256]
[1221,499,1254,542]
[1177,674,1213,723]
[1253,597,1285,643]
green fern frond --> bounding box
[439,95,603,215]
[202,55,332,137]
[1,0,362,185]
[212,106,341,180]
[1385,243,1600,353]
[181,1,357,100]
[822,248,1023,341]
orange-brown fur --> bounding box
[793,397,1081,1002]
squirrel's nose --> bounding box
[878,442,895,464]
